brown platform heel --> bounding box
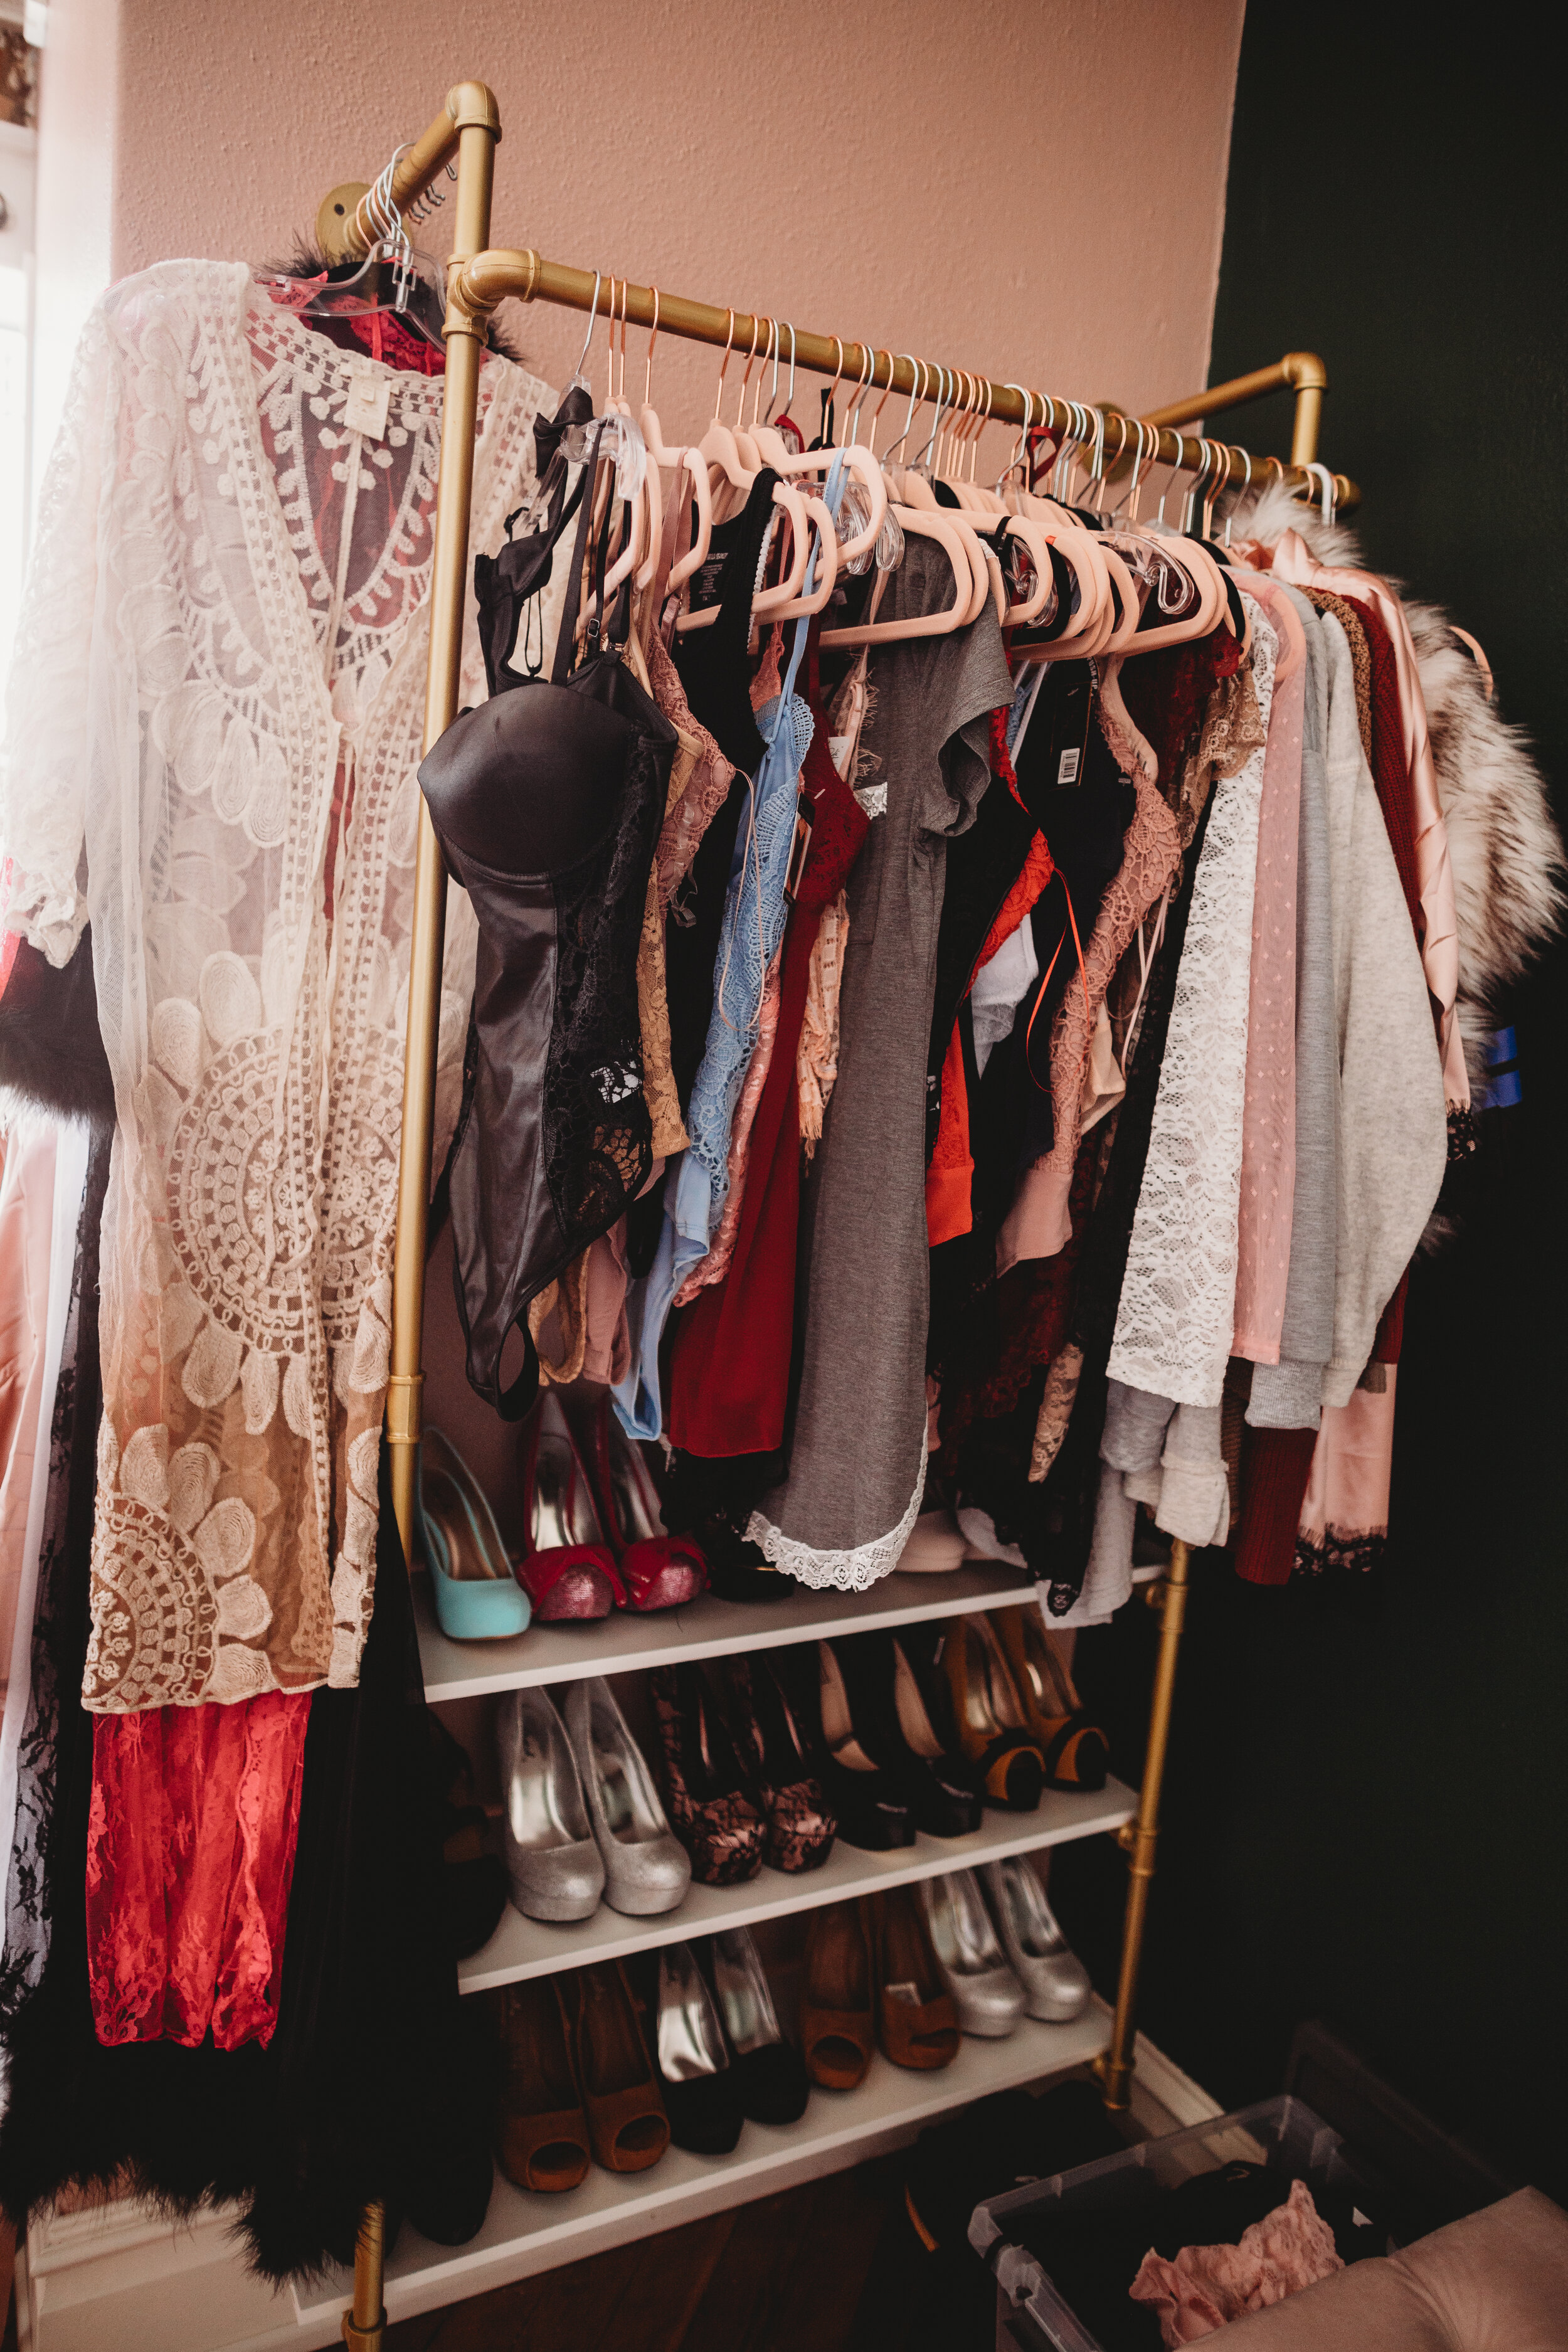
[495,1978,593,2194]
[800,1900,877,2092]
[941,1614,1045,1811]
[567,1961,670,2173]
[869,1885,959,2071]
[991,1606,1110,1791]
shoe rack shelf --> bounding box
[292,2001,1112,2332]
[415,1557,1042,1701]
[459,1777,1135,1993]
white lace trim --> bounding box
[1106,603,1278,1409]
[747,1444,929,1592]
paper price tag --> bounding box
[1057,746,1081,785]
[343,370,391,442]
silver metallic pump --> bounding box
[919,1865,1025,2038]
[496,1685,605,1922]
[564,1676,692,1916]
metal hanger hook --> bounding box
[644,287,660,406]
[1223,445,1253,545]
[572,272,604,384]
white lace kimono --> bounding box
[0,261,557,1709]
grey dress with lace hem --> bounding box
[748,543,1011,1591]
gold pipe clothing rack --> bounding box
[326,78,1352,2349]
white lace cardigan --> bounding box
[0,260,558,1709]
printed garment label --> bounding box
[343,370,391,442]
[1057,745,1081,785]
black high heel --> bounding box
[814,1641,915,1851]
[829,1632,983,1839]
[704,1929,809,2126]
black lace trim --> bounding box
[1293,1526,1387,1579]
[1447,1105,1480,1163]
[541,729,664,1246]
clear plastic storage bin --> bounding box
[970,2094,1389,2352]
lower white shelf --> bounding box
[292,2001,1112,2328]
[459,1777,1136,1991]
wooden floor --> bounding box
[381,2154,990,2352]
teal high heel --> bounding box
[418,1428,532,1641]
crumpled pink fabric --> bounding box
[1130,2179,1343,2346]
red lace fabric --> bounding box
[926,720,1055,1249]
[668,637,869,1456]
[87,1692,309,2049]
[347,310,447,377]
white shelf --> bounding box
[292,2001,1111,2328]
[460,1777,1136,1991]
[416,1557,1041,1701]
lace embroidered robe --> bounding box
[0,262,557,1709]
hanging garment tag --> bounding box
[783,787,813,901]
[343,369,391,442]
[1057,746,1081,786]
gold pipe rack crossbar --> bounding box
[319,85,1357,511]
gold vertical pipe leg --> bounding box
[1290,382,1323,469]
[1096,1537,1192,2111]
[384,100,499,1564]
[350,90,501,2352]
[341,2199,386,2351]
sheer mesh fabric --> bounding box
[541,734,661,1244]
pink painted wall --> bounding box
[97,0,1244,456]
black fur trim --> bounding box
[0,935,114,1129]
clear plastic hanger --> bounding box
[282,148,446,347]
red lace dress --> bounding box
[667,638,869,1456]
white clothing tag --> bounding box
[829,732,854,780]
[886,1980,922,2006]
[343,370,391,442]
[1352,2208,1371,2229]
[1057,745,1081,785]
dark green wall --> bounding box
[1057,3,1568,2200]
